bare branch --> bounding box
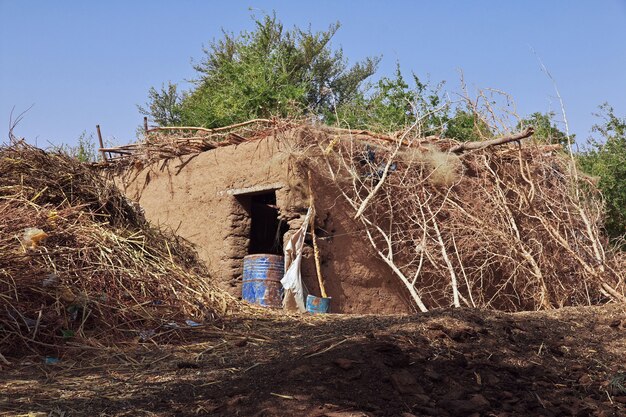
[449,127,534,153]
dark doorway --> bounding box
[236,191,287,255]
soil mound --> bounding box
[0,141,233,355]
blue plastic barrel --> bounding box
[242,254,284,308]
[306,294,331,314]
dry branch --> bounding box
[308,171,327,298]
[449,127,534,153]
[100,119,294,169]
[145,118,273,134]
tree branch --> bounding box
[449,127,534,153]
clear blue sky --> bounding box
[1,0,625,148]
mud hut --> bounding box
[108,119,625,314]
[112,122,411,314]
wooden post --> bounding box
[96,125,108,162]
[308,170,327,298]
[143,116,148,134]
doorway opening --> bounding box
[236,190,288,255]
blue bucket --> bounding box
[242,254,284,308]
[306,294,331,314]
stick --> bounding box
[449,127,534,153]
[146,118,273,134]
[31,308,42,340]
[308,171,327,298]
[304,337,349,358]
[427,205,460,308]
[96,125,108,162]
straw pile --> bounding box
[0,141,232,355]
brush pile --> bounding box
[101,118,295,168]
[297,125,626,312]
[0,141,232,356]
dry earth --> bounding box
[2,304,626,417]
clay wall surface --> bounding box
[118,133,412,314]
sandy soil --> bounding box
[2,304,625,417]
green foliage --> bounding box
[517,112,571,146]
[578,103,626,244]
[54,131,98,163]
[137,82,183,126]
[444,109,493,142]
[141,14,379,128]
[332,64,448,134]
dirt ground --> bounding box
[2,304,626,417]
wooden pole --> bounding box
[308,170,327,298]
[96,125,108,162]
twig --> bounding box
[353,120,419,219]
[427,204,460,308]
[304,337,350,358]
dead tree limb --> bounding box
[427,204,461,308]
[145,118,273,134]
[449,127,534,153]
[308,171,327,298]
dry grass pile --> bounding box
[295,126,626,312]
[0,141,233,356]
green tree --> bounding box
[444,109,493,142]
[141,14,379,128]
[332,64,448,134]
[578,103,626,245]
[517,112,571,146]
[138,82,183,126]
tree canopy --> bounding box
[330,65,448,134]
[140,14,379,128]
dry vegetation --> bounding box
[101,118,293,168]
[0,140,235,356]
[285,121,626,313]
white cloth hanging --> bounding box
[281,207,311,312]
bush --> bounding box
[578,103,626,245]
[332,64,448,134]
